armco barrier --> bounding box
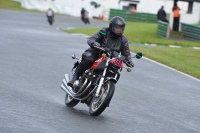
[181,23,200,41]
[157,21,169,38]
[109,9,157,23]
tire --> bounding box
[89,81,115,116]
[65,93,79,107]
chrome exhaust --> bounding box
[74,81,92,97]
[62,76,88,95]
[76,78,88,94]
[62,78,92,97]
[63,73,89,95]
[60,84,80,100]
[61,84,97,101]
[60,74,94,100]
[61,74,74,93]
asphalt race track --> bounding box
[0,9,200,133]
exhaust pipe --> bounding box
[62,78,92,97]
[74,81,92,97]
[60,84,80,100]
[64,73,88,94]
[60,74,95,100]
[60,74,72,93]
[76,78,88,94]
[61,83,97,101]
[62,75,88,95]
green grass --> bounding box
[0,0,25,11]
[131,46,200,79]
[66,22,200,47]
[0,0,43,12]
[65,22,200,79]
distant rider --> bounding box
[81,8,86,22]
[46,8,54,25]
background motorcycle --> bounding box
[83,12,90,24]
[47,16,54,25]
[60,46,142,116]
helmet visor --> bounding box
[113,26,124,34]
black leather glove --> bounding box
[126,60,134,68]
[91,42,101,48]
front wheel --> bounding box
[89,81,115,116]
[65,93,79,107]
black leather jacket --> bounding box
[87,27,132,61]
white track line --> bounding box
[141,55,200,82]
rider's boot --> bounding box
[67,73,78,87]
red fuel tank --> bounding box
[91,57,107,70]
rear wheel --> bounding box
[65,93,79,107]
[89,81,115,116]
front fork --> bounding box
[95,59,110,97]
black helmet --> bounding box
[109,16,125,37]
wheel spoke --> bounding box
[91,84,110,112]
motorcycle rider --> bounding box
[81,8,86,22]
[83,10,90,24]
[46,8,54,25]
[67,16,134,87]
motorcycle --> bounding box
[83,12,90,24]
[47,16,54,25]
[60,46,142,116]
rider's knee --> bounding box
[82,51,95,62]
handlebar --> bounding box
[93,46,133,67]
[93,46,111,56]
[93,46,109,52]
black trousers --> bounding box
[75,48,100,76]
[173,17,180,31]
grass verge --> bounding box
[0,0,43,13]
[131,46,200,79]
[66,22,200,47]
[0,0,22,10]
